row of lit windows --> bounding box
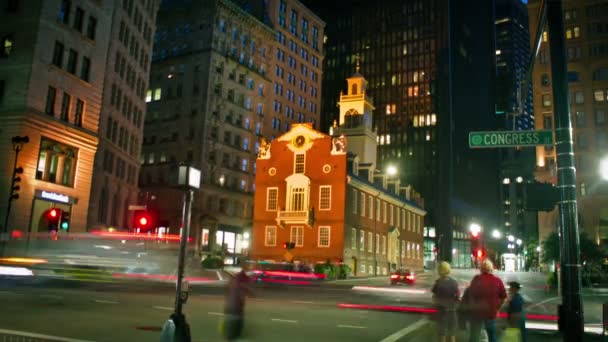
[351,189,422,233]
[350,228,422,260]
[264,225,329,247]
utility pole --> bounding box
[546,0,584,340]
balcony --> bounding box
[275,208,314,227]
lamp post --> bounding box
[161,164,201,342]
[1,136,29,257]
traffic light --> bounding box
[475,248,485,259]
[60,210,71,230]
[9,167,24,201]
[471,231,479,239]
[133,211,152,230]
[282,242,295,250]
[46,208,61,231]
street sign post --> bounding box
[468,130,553,148]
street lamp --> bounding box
[507,235,515,242]
[516,176,524,183]
[516,239,522,246]
[162,164,201,342]
[536,245,541,252]
[386,165,397,176]
[492,229,502,239]
[470,223,482,235]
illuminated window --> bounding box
[360,193,365,217]
[153,88,162,101]
[367,232,373,251]
[318,226,330,247]
[360,230,364,251]
[566,29,573,39]
[542,94,552,107]
[368,195,373,219]
[542,31,548,42]
[376,233,380,252]
[266,187,278,211]
[382,235,386,254]
[294,152,305,173]
[146,90,152,102]
[383,202,387,223]
[319,185,331,210]
[2,35,13,57]
[35,137,78,187]
[574,26,580,38]
[352,189,358,214]
[594,90,606,102]
[291,226,304,247]
[431,114,437,125]
[265,226,277,246]
[401,240,405,257]
[351,228,357,250]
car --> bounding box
[389,269,415,285]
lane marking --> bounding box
[526,296,559,311]
[338,324,366,329]
[0,328,96,342]
[208,312,224,316]
[153,306,174,311]
[292,300,314,304]
[379,318,428,342]
[94,299,119,304]
[271,318,298,324]
[40,294,63,299]
[216,270,224,281]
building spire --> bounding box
[355,53,360,73]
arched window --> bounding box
[351,83,358,95]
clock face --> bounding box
[294,135,306,147]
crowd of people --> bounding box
[432,259,526,342]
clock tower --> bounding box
[333,60,378,169]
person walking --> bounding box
[222,270,252,341]
[432,261,460,342]
[505,281,526,342]
[467,259,507,342]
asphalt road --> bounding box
[0,279,429,342]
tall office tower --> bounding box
[141,0,275,258]
[263,0,325,137]
[307,0,498,264]
[529,0,608,244]
[87,0,160,230]
[495,0,537,242]
[0,1,128,235]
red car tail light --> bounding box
[390,274,399,279]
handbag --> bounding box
[501,327,521,342]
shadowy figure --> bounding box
[222,270,252,341]
[505,281,526,342]
[432,261,460,342]
[467,260,507,342]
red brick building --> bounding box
[251,70,426,275]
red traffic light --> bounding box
[139,217,148,226]
[471,231,479,238]
[49,209,59,218]
[476,249,484,259]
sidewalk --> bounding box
[406,320,604,341]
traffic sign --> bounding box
[469,130,553,148]
[128,205,147,211]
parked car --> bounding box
[389,269,415,285]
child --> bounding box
[506,281,526,342]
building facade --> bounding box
[528,0,608,244]
[252,71,425,275]
[495,0,538,243]
[87,0,159,231]
[264,0,325,137]
[0,1,115,235]
[306,0,498,262]
[140,0,275,259]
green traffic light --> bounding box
[61,222,69,230]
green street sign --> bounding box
[469,130,553,148]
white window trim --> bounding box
[360,230,365,251]
[351,227,357,250]
[318,226,330,247]
[291,226,304,247]
[367,232,373,252]
[294,152,305,174]
[319,185,331,210]
[265,226,277,246]
[382,235,386,255]
[266,187,278,211]
[352,189,358,214]
[360,194,365,217]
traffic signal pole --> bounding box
[546,0,584,340]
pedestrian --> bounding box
[504,281,526,342]
[222,270,252,341]
[432,261,460,342]
[467,259,507,342]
